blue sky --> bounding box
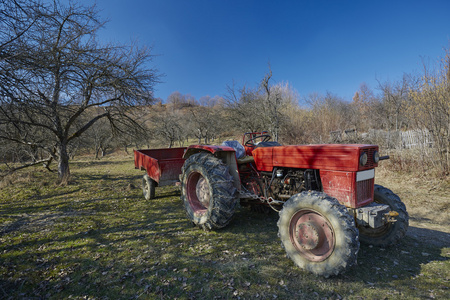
[80,0,449,102]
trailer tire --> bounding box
[358,184,408,247]
[142,174,156,200]
[278,191,359,277]
[181,152,238,230]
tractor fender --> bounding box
[183,145,241,191]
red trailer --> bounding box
[134,147,186,199]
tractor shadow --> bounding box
[349,226,448,285]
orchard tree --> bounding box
[0,1,159,183]
[306,92,352,143]
[225,68,292,139]
[410,49,450,174]
[0,0,42,51]
[377,74,412,131]
[189,105,223,144]
[351,82,378,132]
[151,109,184,148]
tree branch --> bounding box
[0,156,53,178]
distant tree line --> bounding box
[133,55,449,176]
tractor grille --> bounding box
[356,178,374,206]
[361,148,376,168]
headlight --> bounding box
[360,152,368,166]
[373,151,380,163]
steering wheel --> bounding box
[245,134,271,147]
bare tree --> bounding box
[0,0,43,52]
[377,74,412,131]
[409,50,450,174]
[225,69,292,139]
[351,82,378,132]
[260,68,282,141]
[225,82,265,133]
[189,105,223,144]
[305,92,353,143]
[84,116,113,159]
[151,109,184,148]
[0,1,159,183]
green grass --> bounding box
[1,156,449,299]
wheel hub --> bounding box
[196,177,210,208]
[289,210,335,262]
[296,222,322,250]
[186,172,210,215]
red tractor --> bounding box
[134,132,408,277]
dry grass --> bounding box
[0,154,449,299]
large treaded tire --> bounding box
[358,184,409,247]
[278,191,359,278]
[142,174,156,200]
[181,152,238,230]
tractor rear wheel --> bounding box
[278,191,359,277]
[358,184,408,246]
[181,152,238,230]
[142,174,156,200]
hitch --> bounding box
[384,210,399,223]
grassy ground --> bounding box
[1,155,449,299]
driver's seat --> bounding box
[222,140,255,165]
[222,140,245,159]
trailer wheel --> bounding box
[142,174,156,200]
[358,184,408,247]
[181,152,238,230]
[278,191,359,277]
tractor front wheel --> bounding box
[181,152,238,230]
[278,191,359,277]
[358,184,409,246]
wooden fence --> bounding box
[332,129,434,149]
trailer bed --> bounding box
[134,147,186,186]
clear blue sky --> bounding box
[80,0,449,102]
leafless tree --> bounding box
[0,0,43,52]
[225,68,292,139]
[377,74,412,131]
[151,109,184,148]
[409,50,450,174]
[0,1,159,183]
[305,92,353,143]
[225,82,265,133]
[189,105,223,144]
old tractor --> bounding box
[134,132,408,277]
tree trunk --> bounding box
[58,142,71,184]
[95,146,100,159]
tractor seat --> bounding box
[221,140,245,159]
[237,155,255,165]
[221,140,255,164]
